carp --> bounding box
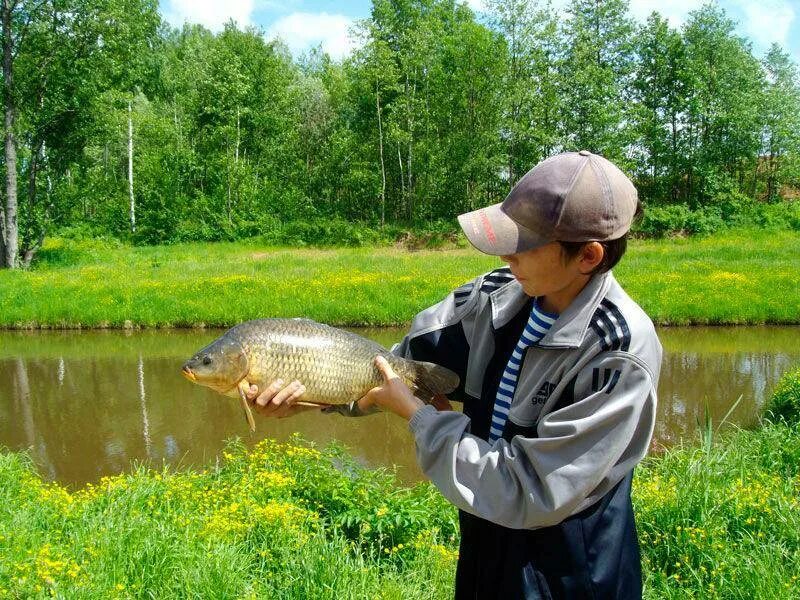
[181,318,459,431]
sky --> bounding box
[160,0,800,64]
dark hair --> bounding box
[558,200,643,275]
[558,237,627,275]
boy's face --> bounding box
[501,241,600,311]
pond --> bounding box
[1,327,798,486]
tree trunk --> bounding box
[406,74,415,221]
[128,100,135,233]
[2,0,18,269]
[397,143,404,219]
[235,106,240,210]
[376,82,386,227]
[671,112,678,202]
[21,139,39,266]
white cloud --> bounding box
[732,0,795,50]
[627,0,699,29]
[163,0,255,31]
[267,12,356,60]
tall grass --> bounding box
[635,421,800,599]
[0,228,798,328]
[0,437,458,599]
[1,418,798,599]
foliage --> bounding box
[3,0,800,261]
[0,437,458,598]
[635,198,800,237]
[765,367,800,426]
[1,421,799,598]
[634,421,800,598]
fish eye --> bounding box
[202,356,212,365]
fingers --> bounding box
[374,355,400,381]
[251,379,284,407]
[270,380,306,408]
[251,380,306,418]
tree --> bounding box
[559,0,635,164]
[1,0,26,268]
[760,44,800,200]
[2,0,160,267]
[631,12,689,203]
[486,0,561,182]
[681,4,764,204]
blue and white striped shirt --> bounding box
[488,300,558,443]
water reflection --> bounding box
[0,326,798,486]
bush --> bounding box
[765,367,800,426]
[635,199,800,237]
[635,204,692,237]
[259,219,391,247]
[33,236,123,268]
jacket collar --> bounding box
[490,271,614,348]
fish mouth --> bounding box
[181,365,196,382]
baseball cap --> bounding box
[457,150,638,256]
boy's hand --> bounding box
[358,356,425,420]
[245,380,320,418]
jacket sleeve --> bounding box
[325,275,482,416]
[407,351,658,529]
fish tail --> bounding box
[407,360,459,402]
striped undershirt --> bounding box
[488,299,558,443]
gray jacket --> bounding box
[346,269,661,531]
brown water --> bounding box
[1,327,798,487]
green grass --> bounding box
[635,420,800,598]
[0,437,459,599]
[0,228,798,328]
[1,421,798,599]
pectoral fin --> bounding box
[237,381,257,433]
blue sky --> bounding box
[161,0,800,64]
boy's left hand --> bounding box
[358,356,425,420]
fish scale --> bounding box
[241,319,404,404]
[182,318,460,430]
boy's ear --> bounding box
[579,242,604,274]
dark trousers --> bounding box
[454,473,642,600]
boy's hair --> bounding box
[558,200,643,276]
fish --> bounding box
[181,318,460,431]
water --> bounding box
[1,327,798,486]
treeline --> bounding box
[1,0,799,266]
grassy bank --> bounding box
[0,419,798,599]
[0,228,798,328]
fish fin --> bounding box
[408,360,460,402]
[237,382,257,433]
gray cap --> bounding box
[457,150,638,256]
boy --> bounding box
[249,151,662,599]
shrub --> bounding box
[634,199,800,237]
[635,204,692,237]
[33,236,123,268]
[684,205,725,235]
[765,367,800,426]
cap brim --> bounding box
[457,204,550,256]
